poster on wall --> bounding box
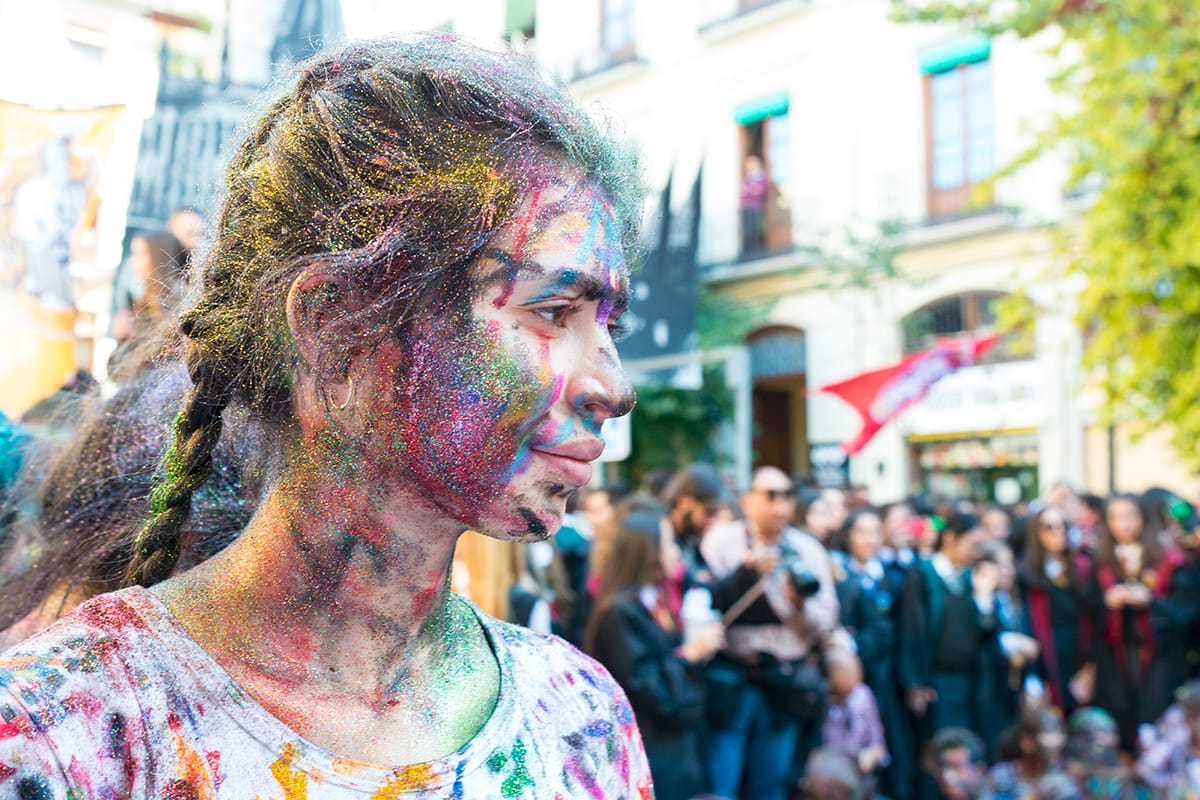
[810,442,850,489]
[0,100,123,416]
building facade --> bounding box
[372,0,1194,502]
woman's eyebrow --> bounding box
[479,250,629,310]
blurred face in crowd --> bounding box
[744,466,796,541]
[981,508,1011,542]
[659,522,683,583]
[1038,507,1068,555]
[671,494,721,541]
[995,546,1015,591]
[827,652,862,699]
[883,502,915,549]
[934,747,985,800]
[804,498,833,541]
[1049,481,1075,508]
[944,528,980,568]
[130,236,153,282]
[585,490,618,539]
[821,488,848,532]
[847,512,883,565]
[1106,498,1142,545]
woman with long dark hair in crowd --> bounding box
[587,501,725,800]
[111,230,187,342]
[1089,493,1198,750]
[0,35,651,796]
[1018,504,1091,714]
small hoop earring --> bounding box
[331,375,354,411]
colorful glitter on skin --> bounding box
[0,33,652,799]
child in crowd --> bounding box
[989,706,1069,798]
[972,539,1041,756]
[922,727,993,800]
[820,647,888,790]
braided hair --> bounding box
[123,35,640,587]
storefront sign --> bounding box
[901,360,1042,436]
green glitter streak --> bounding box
[148,406,192,517]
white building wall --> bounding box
[340,0,1090,502]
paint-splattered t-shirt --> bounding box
[0,587,653,799]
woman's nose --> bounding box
[568,334,635,429]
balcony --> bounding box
[698,0,811,42]
[699,200,820,284]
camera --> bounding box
[778,539,821,598]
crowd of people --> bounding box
[526,467,1200,799]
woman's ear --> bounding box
[286,268,354,373]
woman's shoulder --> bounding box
[469,604,651,791]
[0,590,162,789]
[1,588,167,699]
[473,603,634,709]
[480,607,619,679]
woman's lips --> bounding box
[532,450,594,486]
[530,439,604,486]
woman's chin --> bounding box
[470,500,564,543]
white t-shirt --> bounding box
[0,587,652,799]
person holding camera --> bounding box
[701,466,840,800]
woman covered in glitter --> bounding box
[0,35,650,798]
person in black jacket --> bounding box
[588,503,726,800]
[1087,493,1199,751]
[836,508,914,800]
[899,512,1000,800]
[1017,504,1091,715]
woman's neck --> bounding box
[154,466,474,710]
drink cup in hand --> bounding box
[681,622,725,663]
[681,587,720,644]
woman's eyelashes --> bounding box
[530,302,581,328]
[521,295,629,341]
[606,315,631,342]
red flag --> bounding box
[815,335,1001,455]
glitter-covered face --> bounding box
[364,179,633,541]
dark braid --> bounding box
[125,357,233,586]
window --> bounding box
[503,0,536,47]
[735,94,792,259]
[902,292,1004,355]
[602,0,636,60]
[924,54,995,219]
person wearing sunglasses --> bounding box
[1018,505,1092,714]
[700,466,839,800]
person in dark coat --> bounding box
[970,538,1038,759]
[835,508,915,800]
[587,504,726,800]
[899,512,1003,799]
[1087,493,1199,751]
[1017,504,1092,715]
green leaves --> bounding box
[894,0,1200,469]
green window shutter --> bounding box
[504,0,536,36]
[734,92,789,126]
[919,33,990,74]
